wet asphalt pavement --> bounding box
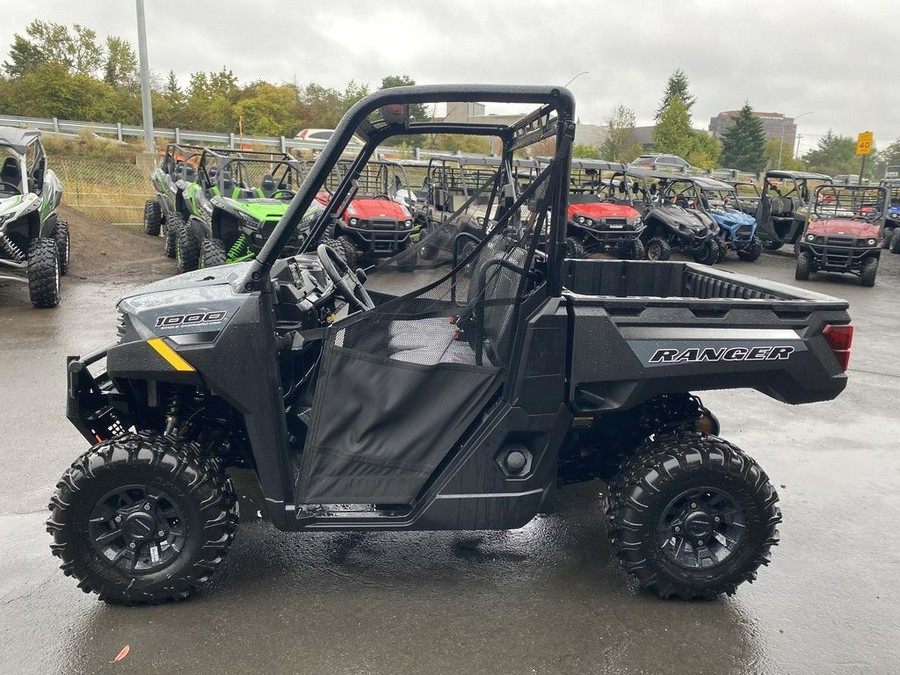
[2,239,900,674]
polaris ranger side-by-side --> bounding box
[51,86,853,606]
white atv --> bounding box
[0,128,67,308]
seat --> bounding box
[260,174,277,198]
[0,157,22,192]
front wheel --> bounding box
[164,214,185,259]
[694,238,719,265]
[199,238,227,268]
[46,432,238,604]
[565,236,586,259]
[645,237,671,261]
[27,237,61,308]
[175,222,200,273]
[859,256,878,287]
[891,228,900,254]
[736,236,762,262]
[53,220,70,275]
[763,240,784,251]
[607,434,780,600]
[795,251,813,280]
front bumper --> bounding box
[575,222,645,246]
[66,344,128,443]
[798,237,880,272]
[341,219,414,255]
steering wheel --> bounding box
[272,189,295,199]
[317,243,374,312]
[0,180,20,193]
[373,194,392,200]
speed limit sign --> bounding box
[856,131,874,156]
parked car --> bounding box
[755,170,832,250]
[795,184,889,286]
[0,127,68,308]
[629,153,693,174]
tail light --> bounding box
[823,324,853,371]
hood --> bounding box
[653,203,708,232]
[807,218,880,237]
[0,193,39,225]
[346,198,411,220]
[568,203,640,219]
[710,208,756,228]
[215,197,291,221]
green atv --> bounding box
[176,149,318,272]
[0,127,69,308]
[144,143,205,259]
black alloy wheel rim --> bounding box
[648,242,662,259]
[657,486,745,569]
[88,484,187,574]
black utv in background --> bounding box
[145,143,204,258]
[614,169,722,263]
[755,170,832,250]
[52,85,854,608]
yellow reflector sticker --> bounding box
[147,338,195,372]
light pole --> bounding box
[778,111,813,169]
[136,0,155,154]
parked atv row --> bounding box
[0,127,69,308]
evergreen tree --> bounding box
[719,103,767,172]
[655,68,696,121]
[653,95,694,157]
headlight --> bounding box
[404,219,412,228]
[349,217,359,226]
[867,239,876,246]
[627,216,642,226]
[584,217,594,227]
[237,210,259,225]
[807,234,815,241]
[576,215,585,224]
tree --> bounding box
[764,139,805,171]
[686,133,721,170]
[70,24,103,77]
[653,95,694,157]
[3,34,44,78]
[572,144,601,159]
[871,138,900,179]
[379,75,429,122]
[103,36,137,90]
[719,103,767,172]
[803,131,860,177]
[655,68,696,121]
[4,21,102,79]
[599,104,643,162]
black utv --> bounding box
[52,85,854,606]
[613,169,722,263]
[145,143,204,258]
[755,170,832,250]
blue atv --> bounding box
[695,177,762,261]
[881,179,900,253]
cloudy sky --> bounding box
[3,0,898,154]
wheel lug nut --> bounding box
[158,530,165,538]
[697,540,704,546]
[674,526,681,532]
[129,542,136,549]
[690,502,698,509]
[143,503,151,511]
[115,515,122,523]
[714,516,721,523]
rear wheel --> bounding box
[714,236,728,263]
[199,238,227,268]
[736,237,762,262]
[565,236,586,259]
[881,228,893,249]
[175,223,199,273]
[645,237,671,261]
[143,200,163,236]
[607,434,780,600]
[46,432,237,604]
[795,251,813,280]
[52,220,70,275]
[27,237,61,308]
[860,256,878,287]
[763,240,784,251]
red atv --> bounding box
[316,159,417,271]
[795,184,889,287]
[563,160,645,259]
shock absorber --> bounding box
[0,234,25,262]
[164,389,180,437]
[227,234,248,262]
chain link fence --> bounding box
[54,160,154,224]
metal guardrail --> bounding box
[0,113,362,154]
